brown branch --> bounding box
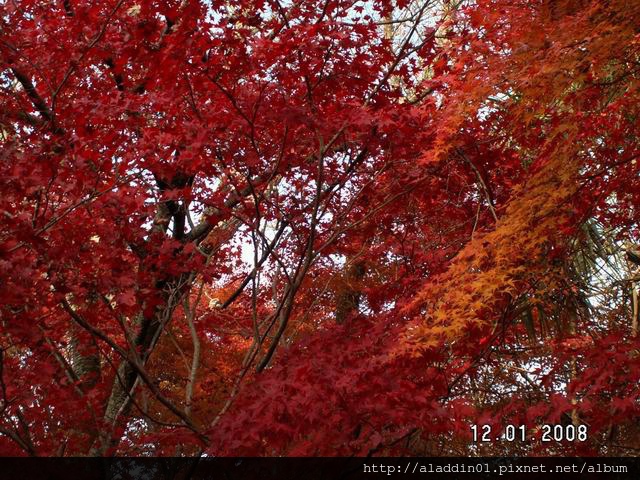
[186,176,267,243]
[60,298,205,441]
[10,68,57,127]
[220,220,288,308]
[456,147,498,222]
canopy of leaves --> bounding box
[1,0,640,456]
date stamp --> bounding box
[471,424,588,442]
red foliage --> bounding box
[1,0,640,456]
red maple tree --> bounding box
[1,0,640,456]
